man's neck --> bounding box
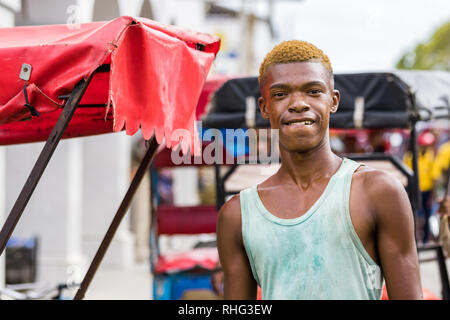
[277,138,342,190]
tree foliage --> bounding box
[397,21,450,71]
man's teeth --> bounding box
[288,120,314,125]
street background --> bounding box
[0,0,449,300]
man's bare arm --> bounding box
[366,171,423,299]
[216,195,257,299]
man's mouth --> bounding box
[283,119,316,126]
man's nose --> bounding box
[288,93,309,112]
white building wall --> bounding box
[4,139,85,283]
[0,147,5,289]
[0,0,17,291]
[3,133,135,284]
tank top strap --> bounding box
[239,187,261,284]
[334,157,362,211]
[239,187,255,224]
[339,157,365,201]
[335,157,364,181]
[339,158,378,266]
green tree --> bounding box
[397,21,450,71]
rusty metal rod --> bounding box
[74,136,159,300]
[0,77,92,255]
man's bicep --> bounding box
[370,173,422,299]
[216,196,257,300]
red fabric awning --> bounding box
[0,16,220,154]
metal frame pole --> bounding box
[214,163,226,211]
[0,77,93,255]
[436,246,450,300]
[409,124,422,214]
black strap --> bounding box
[196,43,205,51]
[23,84,40,117]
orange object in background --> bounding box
[381,284,439,300]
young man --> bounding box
[216,40,423,300]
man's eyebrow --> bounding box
[269,83,290,90]
[303,80,327,88]
[269,80,328,90]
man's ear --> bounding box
[330,89,340,114]
[258,97,270,119]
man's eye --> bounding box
[308,89,323,95]
[272,92,286,98]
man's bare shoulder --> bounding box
[353,164,405,196]
[217,194,242,229]
[353,164,411,219]
[217,194,245,250]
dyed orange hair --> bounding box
[258,40,333,86]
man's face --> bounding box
[258,61,340,153]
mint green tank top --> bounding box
[239,157,384,300]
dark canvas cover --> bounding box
[202,71,450,129]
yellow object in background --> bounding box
[404,148,435,192]
[433,141,450,179]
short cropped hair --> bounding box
[258,40,333,87]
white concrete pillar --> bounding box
[130,164,150,262]
[173,167,199,206]
[81,132,135,269]
[66,139,86,277]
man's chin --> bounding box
[281,142,319,154]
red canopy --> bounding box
[0,16,220,154]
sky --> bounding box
[1,0,449,73]
[219,0,450,72]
